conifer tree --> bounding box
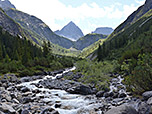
[97,44,102,61]
[43,41,49,57]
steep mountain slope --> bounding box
[89,10,152,60]
[78,38,106,58]
[92,27,113,35]
[5,9,73,49]
[85,0,152,59]
[55,21,84,41]
[112,0,152,36]
[74,33,107,50]
[0,8,24,37]
[0,0,15,10]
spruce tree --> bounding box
[97,44,102,61]
[43,41,49,57]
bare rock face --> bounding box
[55,21,84,41]
[0,0,16,10]
[145,0,152,9]
[5,9,74,48]
[0,9,22,36]
[92,27,113,35]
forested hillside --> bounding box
[5,8,74,49]
[74,33,107,50]
[0,27,75,76]
[96,9,152,94]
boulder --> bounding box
[118,92,127,98]
[13,98,20,104]
[147,97,152,105]
[96,91,104,97]
[22,97,32,104]
[40,107,59,114]
[21,87,30,93]
[67,85,93,95]
[142,91,152,100]
[103,92,110,98]
[21,109,30,114]
[109,92,114,97]
[20,77,31,82]
[0,103,16,114]
[3,93,12,102]
[56,75,63,79]
[138,102,150,114]
[55,103,61,108]
[92,88,97,94]
[32,89,41,94]
[105,104,138,114]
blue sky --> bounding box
[10,0,145,34]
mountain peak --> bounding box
[0,0,16,10]
[65,21,78,29]
[145,0,152,4]
[92,27,113,35]
[69,21,75,24]
[55,21,84,41]
[144,0,152,11]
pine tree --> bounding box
[102,41,106,57]
[13,50,20,61]
[97,44,102,61]
[47,41,52,53]
[5,54,10,63]
[43,41,49,57]
[0,44,3,60]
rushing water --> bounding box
[18,67,103,114]
[17,67,130,114]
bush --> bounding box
[75,60,113,91]
[124,53,152,94]
[19,69,34,77]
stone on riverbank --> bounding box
[142,91,152,100]
[0,103,16,114]
[67,85,93,95]
[105,104,138,114]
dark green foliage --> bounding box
[71,60,116,91]
[97,44,102,61]
[0,27,76,76]
[96,12,152,94]
[75,33,107,50]
[43,41,49,57]
[124,54,152,94]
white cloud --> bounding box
[123,4,137,17]
[135,0,145,5]
[10,0,142,34]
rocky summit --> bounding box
[55,21,84,41]
[0,8,22,37]
[92,27,113,35]
[0,0,16,10]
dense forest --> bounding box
[0,27,75,76]
[96,13,152,94]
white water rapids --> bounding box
[17,67,103,114]
[17,67,130,114]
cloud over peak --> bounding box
[10,0,145,34]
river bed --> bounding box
[0,67,142,114]
[18,67,104,114]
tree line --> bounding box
[0,27,75,76]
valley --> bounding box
[0,0,152,114]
